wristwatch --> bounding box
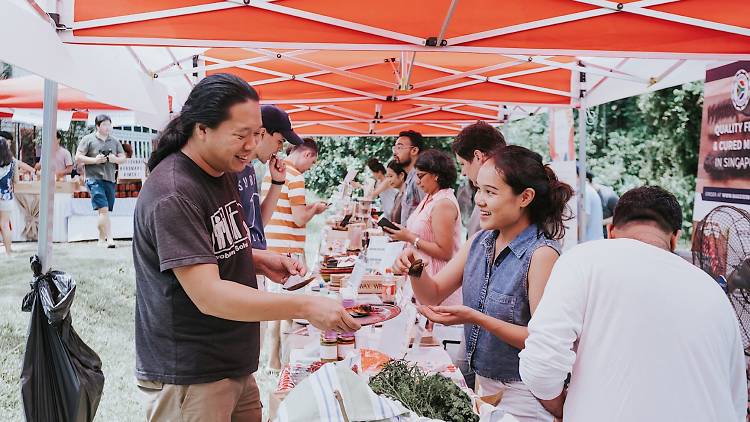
[413,237,420,250]
[271,179,285,185]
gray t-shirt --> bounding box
[76,133,124,182]
[133,152,258,385]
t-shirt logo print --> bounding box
[210,200,250,260]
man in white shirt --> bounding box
[519,186,747,422]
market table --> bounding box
[266,206,480,421]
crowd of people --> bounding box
[5,72,743,421]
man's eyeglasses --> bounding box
[392,144,415,152]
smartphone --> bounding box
[340,214,353,227]
[377,216,400,231]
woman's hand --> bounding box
[382,222,415,243]
[418,304,480,326]
[392,248,418,275]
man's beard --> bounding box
[395,155,412,167]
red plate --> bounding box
[346,304,401,326]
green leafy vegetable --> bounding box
[369,359,478,422]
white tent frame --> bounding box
[61,0,750,60]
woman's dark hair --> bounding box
[490,145,573,240]
[148,73,260,171]
[286,137,319,156]
[386,160,407,179]
[95,114,112,127]
[0,137,12,167]
[414,149,457,190]
[612,186,682,234]
[366,158,386,175]
[451,121,506,161]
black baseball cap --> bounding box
[261,105,302,145]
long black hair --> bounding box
[491,145,573,240]
[148,73,260,171]
[0,136,12,167]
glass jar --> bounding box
[337,333,356,360]
[320,331,338,363]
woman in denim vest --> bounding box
[395,145,573,421]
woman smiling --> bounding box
[394,145,573,421]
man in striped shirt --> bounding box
[261,137,328,370]
[261,138,327,256]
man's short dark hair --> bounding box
[95,114,112,127]
[287,137,319,156]
[451,121,506,160]
[398,130,424,152]
[612,186,682,234]
[366,158,386,175]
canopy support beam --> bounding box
[38,79,58,272]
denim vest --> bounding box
[463,225,561,382]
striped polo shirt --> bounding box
[261,162,306,255]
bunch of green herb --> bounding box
[368,359,478,422]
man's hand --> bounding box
[303,296,361,333]
[418,304,479,326]
[539,390,566,419]
[94,154,107,164]
[268,155,286,182]
[261,253,307,284]
[313,202,328,215]
[392,248,418,275]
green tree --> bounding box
[305,136,454,198]
[581,81,704,237]
[0,62,11,80]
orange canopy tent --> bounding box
[0,75,126,110]
[173,47,703,136]
[201,48,573,135]
[63,0,750,59]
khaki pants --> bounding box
[137,374,262,422]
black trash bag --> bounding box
[20,255,105,422]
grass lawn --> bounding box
[0,237,295,421]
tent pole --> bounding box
[38,79,57,272]
[577,78,587,244]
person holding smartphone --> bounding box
[261,137,328,370]
[75,114,126,248]
[383,149,463,305]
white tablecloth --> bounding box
[11,193,72,242]
[69,197,138,217]
[9,196,138,242]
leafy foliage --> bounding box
[298,83,705,238]
[583,81,704,236]
[305,136,454,198]
[369,359,479,422]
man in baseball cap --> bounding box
[236,105,302,251]
[261,105,303,147]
